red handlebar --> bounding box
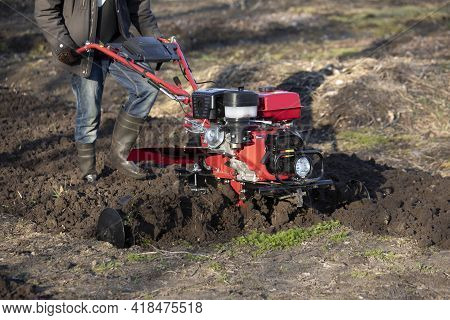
[76,40,197,104]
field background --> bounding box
[0,0,449,299]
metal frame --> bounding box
[76,37,198,105]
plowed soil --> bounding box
[1,88,448,250]
[0,274,44,300]
[1,0,449,300]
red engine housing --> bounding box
[129,90,303,201]
[204,129,281,182]
[258,90,301,122]
[204,90,302,197]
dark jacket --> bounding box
[35,0,162,77]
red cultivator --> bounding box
[77,37,336,247]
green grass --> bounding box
[350,269,370,279]
[417,263,436,274]
[330,5,446,37]
[92,260,122,274]
[126,253,158,263]
[208,261,230,284]
[364,249,397,262]
[327,47,361,59]
[301,45,363,60]
[329,230,350,243]
[209,261,224,272]
[234,221,340,253]
[288,6,322,15]
[185,253,210,262]
[337,130,390,150]
[337,130,417,152]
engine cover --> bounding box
[258,90,301,122]
[192,88,228,119]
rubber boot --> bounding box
[110,109,149,180]
[76,142,97,183]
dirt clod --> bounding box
[0,274,42,299]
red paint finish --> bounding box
[204,154,235,180]
[230,180,243,196]
[258,91,301,121]
[204,130,289,183]
[173,41,198,92]
[76,42,196,104]
[235,131,277,181]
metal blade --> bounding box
[96,208,126,248]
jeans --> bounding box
[71,58,159,144]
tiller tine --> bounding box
[96,208,126,248]
[96,208,135,248]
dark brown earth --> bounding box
[330,160,450,248]
[0,0,449,300]
[1,88,448,251]
[0,274,44,300]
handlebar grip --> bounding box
[157,37,170,43]
[75,46,87,55]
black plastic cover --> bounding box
[223,89,259,107]
[122,37,180,63]
[192,88,228,119]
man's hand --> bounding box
[55,46,81,65]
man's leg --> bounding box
[71,59,109,181]
[107,61,159,179]
[108,61,159,118]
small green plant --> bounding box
[364,249,397,262]
[126,253,158,263]
[139,293,155,300]
[208,261,229,284]
[92,260,122,274]
[185,253,210,262]
[417,263,435,274]
[214,243,227,253]
[330,231,350,243]
[209,261,224,272]
[52,185,65,199]
[234,220,340,253]
[350,269,370,279]
[136,236,153,247]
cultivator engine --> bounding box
[76,37,338,247]
[185,88,332,201]
[129,85,334,204]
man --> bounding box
[35,0,163,182]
